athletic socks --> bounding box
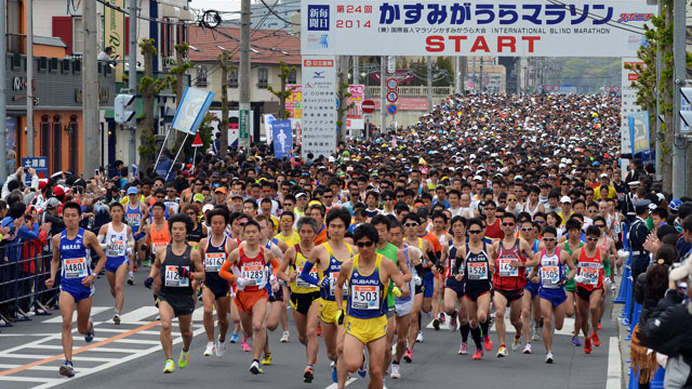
[460,322,470,343]
[480,320,489,338]
[471,326,483,349]
[418,311,422,329]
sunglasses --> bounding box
[356,241,375,247]
[594,225,606,228]
[280,219,293,223]
[396,195,404,198]
[468,230,482,234]
[383,197,394,201]
[404,223,419,227]
[507,199,517,202]
[521,227,533,231]
[502,222,515,227]
[238,222,247,227]
[323,195,333,199]
[543,237,556,241]
[586,237,599,242]
[535,220,545,224]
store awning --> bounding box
[161,4,195,21]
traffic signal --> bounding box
[114,94,136,124]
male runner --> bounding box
[443,216,471,354]
[334,223,410,389]
[518,218,542,353]
[46,202,107,377]
[97,203,134,324]
[574,225,607,354]
[145,213,203,373]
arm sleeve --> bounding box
[415,262,425,276]
[299,261,321,286]
[269,257,281,275]
[219,261,235,282]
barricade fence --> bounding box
[0,240,57,326]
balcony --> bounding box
[366,85,454,97]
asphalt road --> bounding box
[0,272,620,389]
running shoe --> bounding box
[532,327,540,341]
[127,272,135,285]
[390,363,401,379]
[59,361,75,377]
[522,343,532,354]
[598,321,602,330]
[571,336,582,347]
[84,322,94,343]
[162,359,175,374]
[432,318,440,331]
[304,367,315,383]
[403,348,413,363]
[483,336,493,351]
[584,338,592,354]
[113,314,121,325]
[545,352,554,364]
[280,331,290,343]
[178,350,189,368]
[230,333,239,343]
[261,353,272,366]
[250,360,263,374]
[357,353,368,378]
[215,339,226,358]
[416,331,424,343]
[204,342,215,357]
[458,343,468,355]
[592,332,601,347]
[439,313,446,323]
[242,337,251,352]
[472,349,484,360]
[331,361,337,383]
[449,315,457,331]
[497,346,509,357]
[511,335,522,351]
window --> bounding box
[196,66,208,87]
[51,116,62,172]
[257,68,268,88]
[228,68,238,88]
[72,17,84,54]
[7,0,21,53]
[287,69,297,84]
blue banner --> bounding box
[272,119,293,159]
[21,157,48,187]
[627,111,650,155]
[171,87,215,135]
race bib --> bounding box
[499,258,519,277]
[541,266,560,286]
[152,242,167,255]
[467,262,488,280]
[350,284,380,310]
[164,265,189,287]
[126,214,141,226]
[204,252,225,272]
[296,265,318,288]
[107,240,126,257]
[328,272,349,296]
[241,264,265,286]
[580,267,599,286]
[64,257,88,279]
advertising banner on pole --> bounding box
[301,0,654,57]
[285,85,303,119]
[347,85,365,130]
[104,0,126,81]
[620,57,644,155]
[273,119,293,159]
[301,56,337,160]
[171,87,215,135]
[628,111,650,155]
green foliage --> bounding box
[268,61,297,119]
[433,57,454,87]
[336,81,354,127]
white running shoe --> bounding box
[416,331,424,343]
[532,327,540,341]
[390,363,401,379]
[280,331,290,343]
[203,342,215,356]
[458,343,468,355]
[545,352,554,364]
[522,343,532,354]
[215,339,226,358]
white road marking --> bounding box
[606,336,621,389]
[42,306,111,323]
[116,306,159,323]
[425,316,577,336]
[0,376,62,383]
[324,377,357,389]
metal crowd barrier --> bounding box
[0,240,56,327]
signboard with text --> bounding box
[302,0,654,57]
[104,0,126,81]
[620,57,645,155]
[301,56,337,160]
[285,84,303,118]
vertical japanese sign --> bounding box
[239,108,251,148]
[104,0,126,81]
[22,157,48,186]
[301,56,337,160]
[621,58,644,155]
[346,84,364,130]
[285,85,303,118]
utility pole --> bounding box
[479,57,484,93]
[0,0,7,180]
[128,0,138,169]
[26,0,34,157]
[654,1,663,180]
[672,0,687,197]
[427,56,433,112]
[380,56,386,132]
[455,57,461,94]
[82,0,99,175]
[239,0,251,151]
[219,51,230,158]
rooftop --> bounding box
[188,26,300,65]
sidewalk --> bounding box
[612,273,630,389]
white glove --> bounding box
[574,275,585,284]
[604,277,612,289]
[617,249,629,260]
[126,247,133,256]
[413,275,422,286]
[235,277,252,290]
[270,275,278,286]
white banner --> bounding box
[301,56,337,160]
[302,0,654,57]
[620,57,644,155]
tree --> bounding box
[336,56,355,143]
[137,39,169,176]
[267,61,297,119]
[218,51,233,158]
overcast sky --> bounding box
[188,0,240,13]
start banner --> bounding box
[301,0,654,57]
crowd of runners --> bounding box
[5,92,692,388]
